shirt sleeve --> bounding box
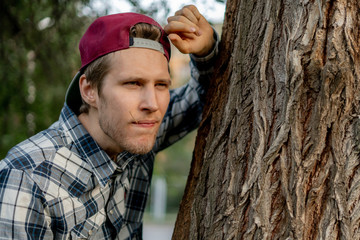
[0,168,52,239]
[154,30,219,153]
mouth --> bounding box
[131,120,159,128]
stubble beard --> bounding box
[99,113,157,155]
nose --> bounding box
[140,86,159,112]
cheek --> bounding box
[101,93,133,118]
[159,92,170,113]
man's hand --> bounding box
[164,5,215,57]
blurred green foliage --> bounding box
[152,131,196,213]
[0,0,97,157]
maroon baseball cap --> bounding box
[65,12,171,115]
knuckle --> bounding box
[184,4,195,9]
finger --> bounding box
[168,33,181,43]
[168,33,191,54]
[168,32,197,44]
[175,6,198,24]
[164,20,200,36]
[184,5,202,21]
[167,15,198,30]
[175,5,202,20]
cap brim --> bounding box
[65,71,83,115]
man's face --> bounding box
[95,48,171,155]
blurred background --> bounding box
[0,0,225,238]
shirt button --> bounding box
[89,230,93,236]
[110,210,114,214]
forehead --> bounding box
[108,48,169,74]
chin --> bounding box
[126,146,153,155]
[124,140,155,155]
[116,134,156,155]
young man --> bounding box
[0,5,218,239]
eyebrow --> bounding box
[119,76,172,85]
[157,78,172,86]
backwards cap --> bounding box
[65,13,171,115]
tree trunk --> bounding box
[173,0,360,239]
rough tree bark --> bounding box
[173,0,360,239]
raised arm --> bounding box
[154,6,219,152]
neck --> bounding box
[78,111,120,159]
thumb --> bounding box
[168,33,190,54]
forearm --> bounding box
[189,28,219,94]
[154,32,219,151]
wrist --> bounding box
[193,37,216,57]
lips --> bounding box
[131,119,159,128]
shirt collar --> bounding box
[60,104,118,187]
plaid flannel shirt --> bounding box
[0,41,218,240]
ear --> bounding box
[79,74,98,108]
